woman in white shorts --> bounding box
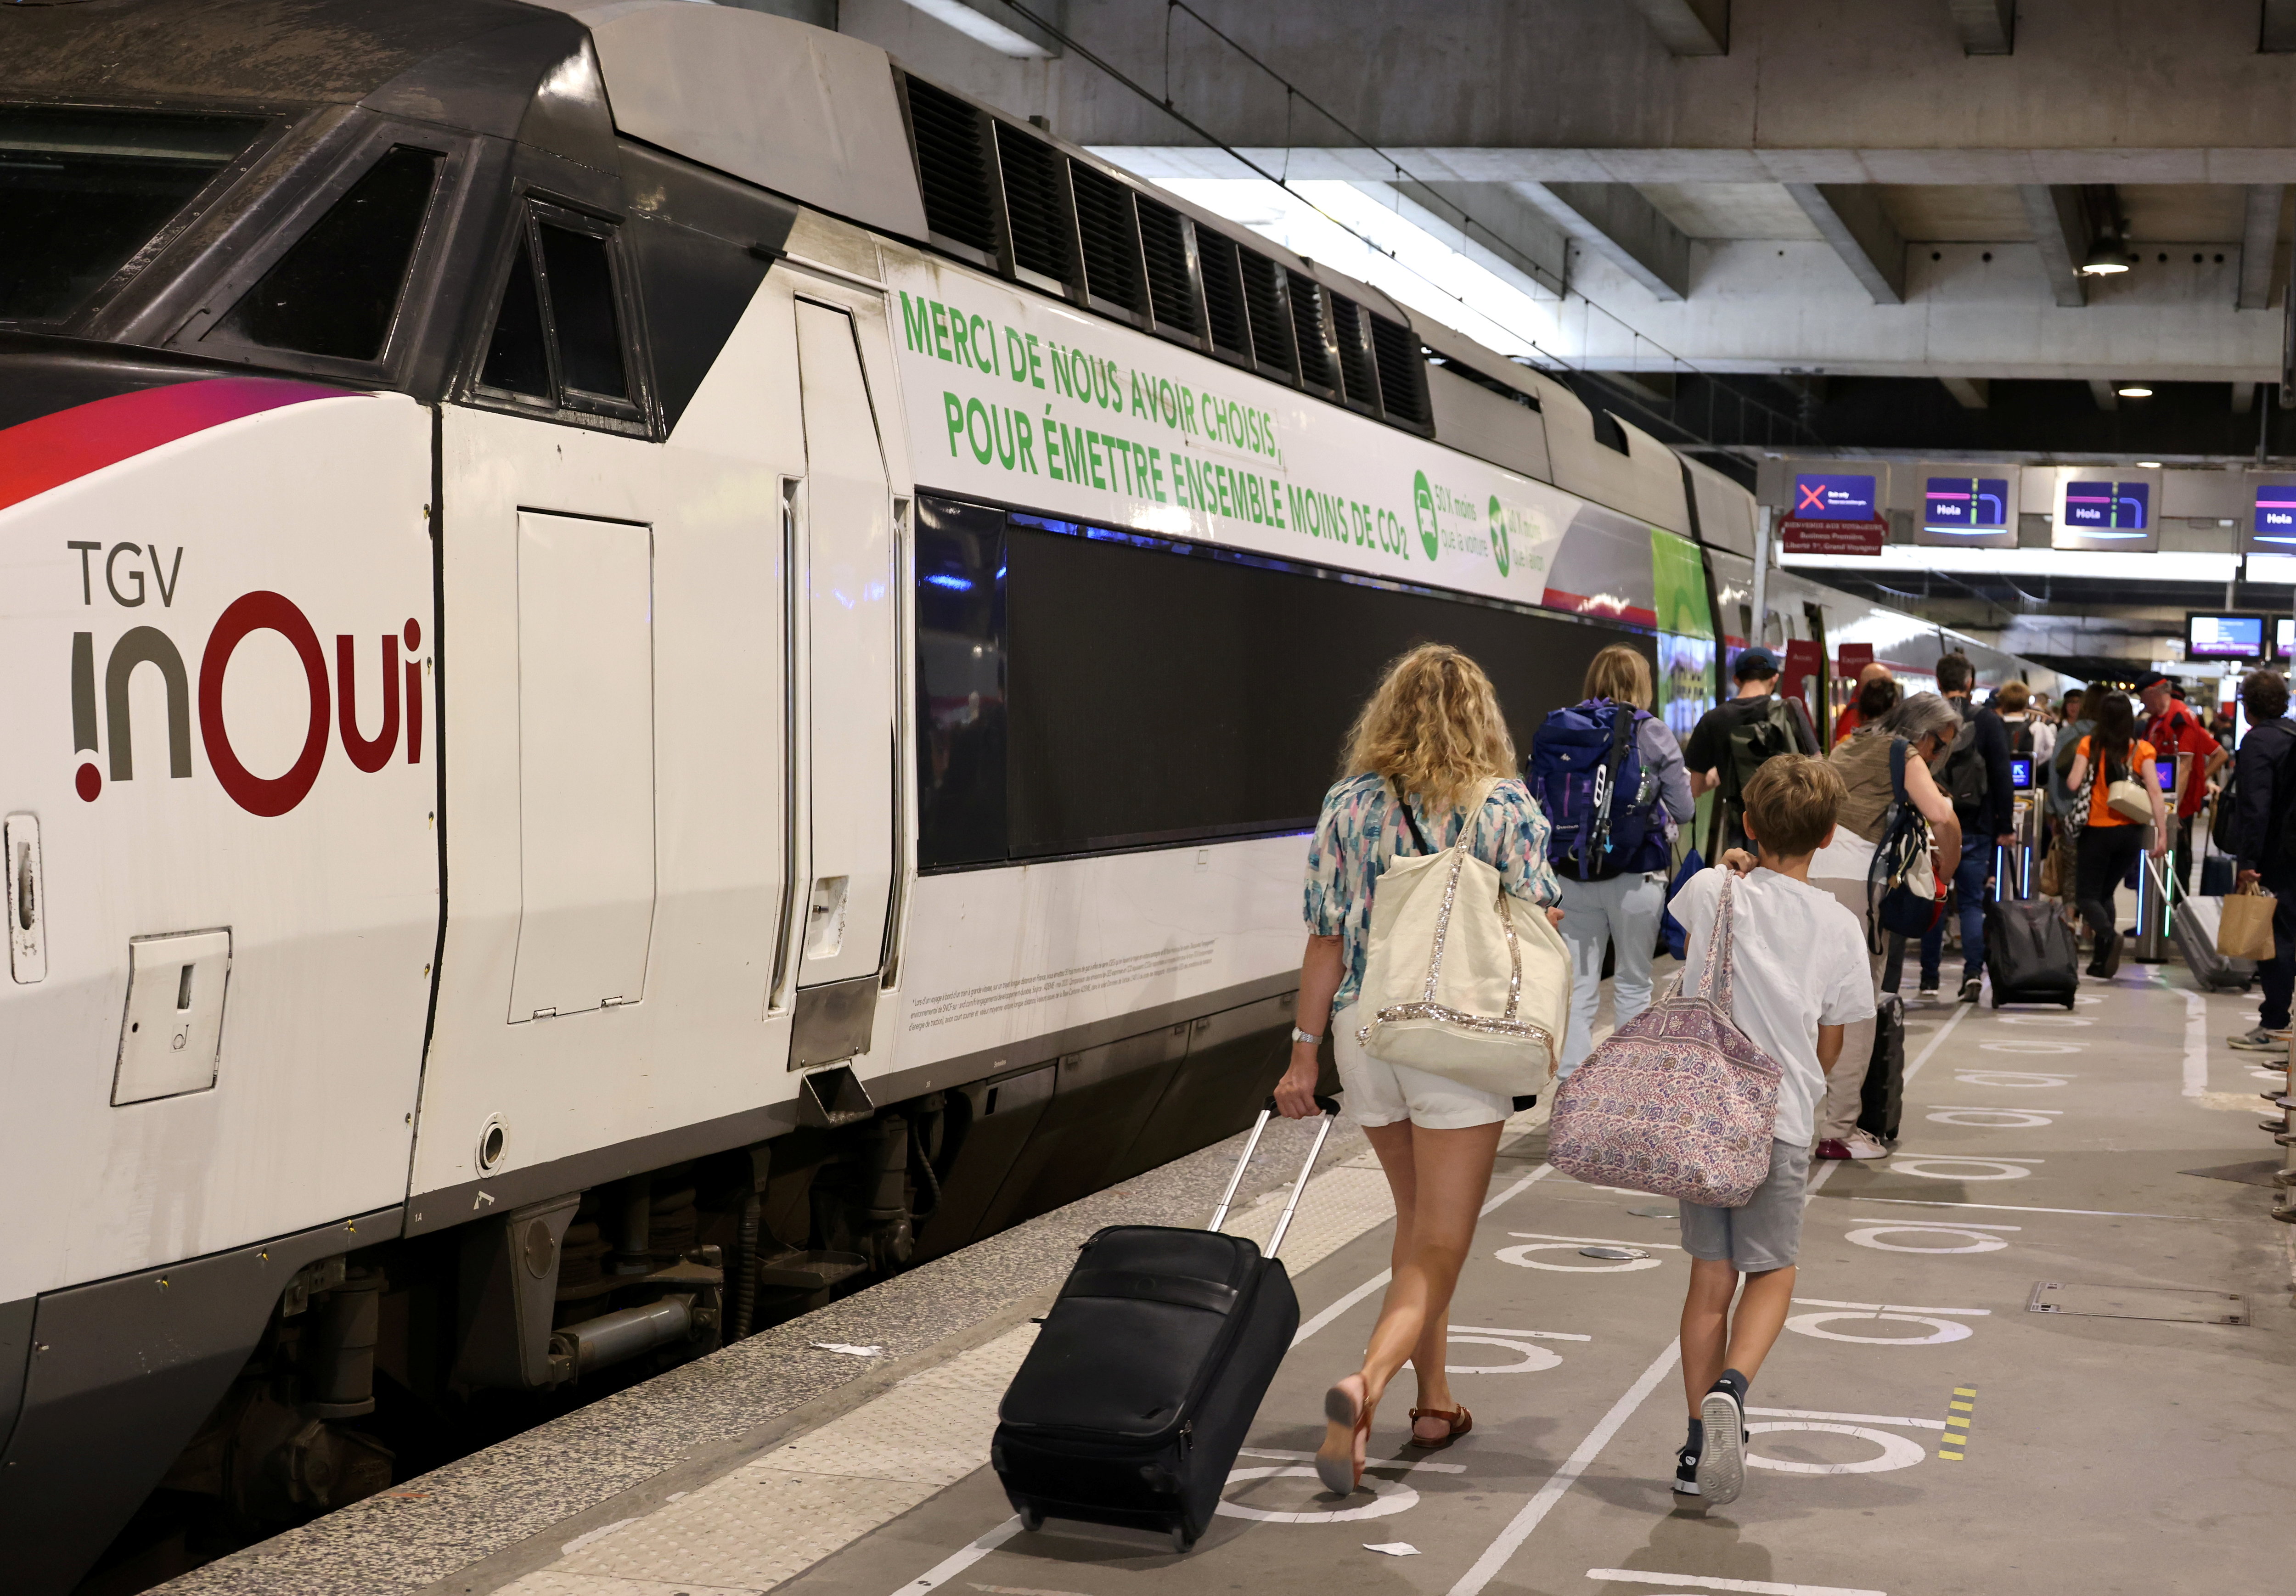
[1273,643,1562,1492]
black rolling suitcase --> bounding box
[2173,895,2257,992]
[992,1096,1339,1552]
[1985,898,2080,1008]
[1857,994,1905,1144]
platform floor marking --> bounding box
[1898,1001,1972,1085]
[1849,1197,2211,1220]
[1744,1422,1927,1475]
[1747,1406,1946,1430]
[1938,1385,1978,1461]
[1443,1340,1682,1596]
[2180,986,2209,1097]
[1506,1231,1686,1248]
[1791,1297,1988,1315]
[1585,1568,1885,1596]
[1236,1446,1463,1472]
[898,1519,1023,1594]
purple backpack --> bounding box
[1548,873,1783,1208]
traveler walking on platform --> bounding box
[1667,759,1875,1506]
[2226,669,2296,1051]
[1279,643,1563,1491]
[1809,692,1963,1160]
[1544,645,1696,1076]
[2139,670,2227,898]
[1685,646,1818,856]
[2063,692,2170,979]
[1830,661,1894,746]
[1924,654,2015,1002]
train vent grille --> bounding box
[1069,161,1142,312]
[1288,270,1336,391]
[1136,196,1198,335]
[905,77,996,253]
[1329,293,1378,410]
[1196,229,1249,359]
[996,124,1070,282]
[1370,313,1430,426]
[1240,246,1294,378]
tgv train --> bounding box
[0,2,2070,1586]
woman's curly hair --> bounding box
[1341,643,1517,812]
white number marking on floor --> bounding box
[1886,1154,2041,1180]
[1219,1451,1464,1525]
[1975,1041,2083,1057]
[1744,1422,1930,1475]
[1958,1065,2077,1082]
[1924,1105,2065,1128]
[1495,1232,1679,1272]
[1583,1568,1887,1596]
[1844,1218,2019,1253]
[1784,1297,1990,1345]
[1994,1015,2092,1027]
[1438,1325,1589,1374]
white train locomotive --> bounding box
[0,2,2068,1586]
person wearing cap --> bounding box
[2138,670,2226,897]
[1684,646,1817,854]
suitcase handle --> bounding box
[1206,1096,1341,1257]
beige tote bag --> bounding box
[2217,884,2278,962]
[1355,780,1571,1096]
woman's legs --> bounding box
[2075,827,2140,962]
[1605,872,1666,1032]
[1321,1118,1505,1476]
[1556,877,1607,1073]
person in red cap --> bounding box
[2138,671,2226,897]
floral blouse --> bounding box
[1304,774,1561,1012]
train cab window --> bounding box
[0,106,265,322]
[214,146,442,361]
[475,202,641,421]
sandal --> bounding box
[1407,1404,1472,1449]
[1315,1378,1373,1493]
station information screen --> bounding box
[2187,613,2265,660]
[2279,617,2292,660]
[2065,479,2150,533]
[2156,758,2177,794]
[1924,475,2010,532]
[2009,756,2034,789]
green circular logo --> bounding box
[1413,471,1439,561]
[1487,494,1510,577]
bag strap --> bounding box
[1698,871,1737,1012]
[1391,781,1433,856]
[1584,701,1635,873]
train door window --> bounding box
[214,146,443,361]
[474,201,645,425]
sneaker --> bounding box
[1696,1386,1746,1507]
[2096,931,2123,980]
[1814,1138,1854,1160]
[1959,976,1982,1003]
[2230,1027,2292,1052]
[1672,1445,1701,1496]
[1840,1130,1891,1160]
[1917,980,1941,999]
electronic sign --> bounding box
[2187,612,2265,660]
[2009,756,2034,790]
[2155,759,2177,796]
[1924,476,2010,532]
[2257,484,2296,543]
[2064,479,2150,534]
[1790,473,1878,522]
[2279,617,2293,660]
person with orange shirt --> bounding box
[2064,691,2171,978]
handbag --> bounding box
[1356,779,1571,1096]
[1868,739,1947,944]
[1548,873,1784,1208]
[2217,882,2278,962]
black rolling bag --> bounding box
[1857,993,1905,1144]
[1985,897,2080,1008]
[2202,854,2236,898]
[992,1096,1339,1553]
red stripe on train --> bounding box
[0,376,359,516]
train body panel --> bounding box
[0,388,435,1304]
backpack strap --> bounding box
[1583,700,1635,876]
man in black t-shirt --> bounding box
[1686,646,1809,853]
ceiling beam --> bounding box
[1508,180,1691,301]
[1096,147,2296,187]
[2240,184,2282,309]
[1783,183,1905,303]
[1940,376,1990,408]
[1386,180,1570,293]
[2019,185,2088,308]
[1628,0,1728,56]
[1946,0,2014,54]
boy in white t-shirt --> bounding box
[1665,755,1874,1507]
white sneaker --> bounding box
[1842,1131,1890,1160]
[1696,1388,1746,1507]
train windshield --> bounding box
[0,105,265,321]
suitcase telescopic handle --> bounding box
[1206,1096,1342,1254]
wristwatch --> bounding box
[1290,1026,1323,1046]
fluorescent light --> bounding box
[2136,460,2162,468]
[1781,545,2238,581]
[2117,386,2154,398]
[894,0,1054,57]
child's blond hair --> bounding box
[1743,754,1845,858]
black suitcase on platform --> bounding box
[2202,854,2236,898]
[1985,898,2080,1008]
[1857,993,1905,1144]
[992,1097,1339,1552]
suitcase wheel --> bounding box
[1168,1522,1195,1554]
[2061,997,2076,1010]
[1020,1506,1044,1533]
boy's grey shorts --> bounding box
[1677,1139,1811,1273]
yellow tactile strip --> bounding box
[1939,1385,1976,1461]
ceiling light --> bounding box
[2118,386,2154,398]
[2136,460,2162,468]
[894,0,1055,57]
[2080,234,2135,275]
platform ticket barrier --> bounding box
[1994,755,2042,903]
[2131,753,2191,966]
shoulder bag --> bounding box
[1547,873,1784,1208]
[1867,738,1946,945]
[1356,779,1571,1096]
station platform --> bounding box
[169,968,2296,1596]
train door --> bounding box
[778,297,900,1071]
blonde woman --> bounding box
[1553,645,1697,1076]
[1276,643,1563,1493]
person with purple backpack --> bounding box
[1663,756,1874,1506]
[1529,645,1697,1076]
